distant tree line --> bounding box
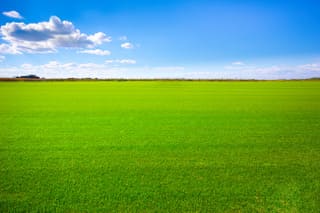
[16,74,40,79]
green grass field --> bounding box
[0,81,320,212]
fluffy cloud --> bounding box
[0,43,22,54]
[118,59,136,64]
[105,59,136,64]
[299,63,320,72]
[77,49,111,56]
[2,11,23,19]
[121,42,134,49]
[0,16,111,54]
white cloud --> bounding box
[1,60,320,79]
[2,11,23,19]
[105,59,136,65]
[19,61,105,72]
[105,60,114,64]
[224,61,250,70]
[0,43,22,54]
[225,63,284,74]
[78,63,105,69]
[121,42,134,49]
[77,49,111,56]
[118,59,136,64]
[87,32,111,45]
[0,16,111,54]
[0,55,5,62]
[119,36,127,41]
[11,60,138,77]
[1,61,186,79]
[5,61,134,78]
[20,63,33,69]
[299,63,320,72]
[232,61,245,66]
[41,61,61,69]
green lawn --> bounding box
[0,81,319,212]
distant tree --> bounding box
[16,74,40,79]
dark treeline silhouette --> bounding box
[16,74,40,79]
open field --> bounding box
[0,81,320,212]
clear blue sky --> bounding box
[0,0,320,79]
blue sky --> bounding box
[0,0,320,79]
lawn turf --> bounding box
[0,81,320,212]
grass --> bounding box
[0,81,320,212]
